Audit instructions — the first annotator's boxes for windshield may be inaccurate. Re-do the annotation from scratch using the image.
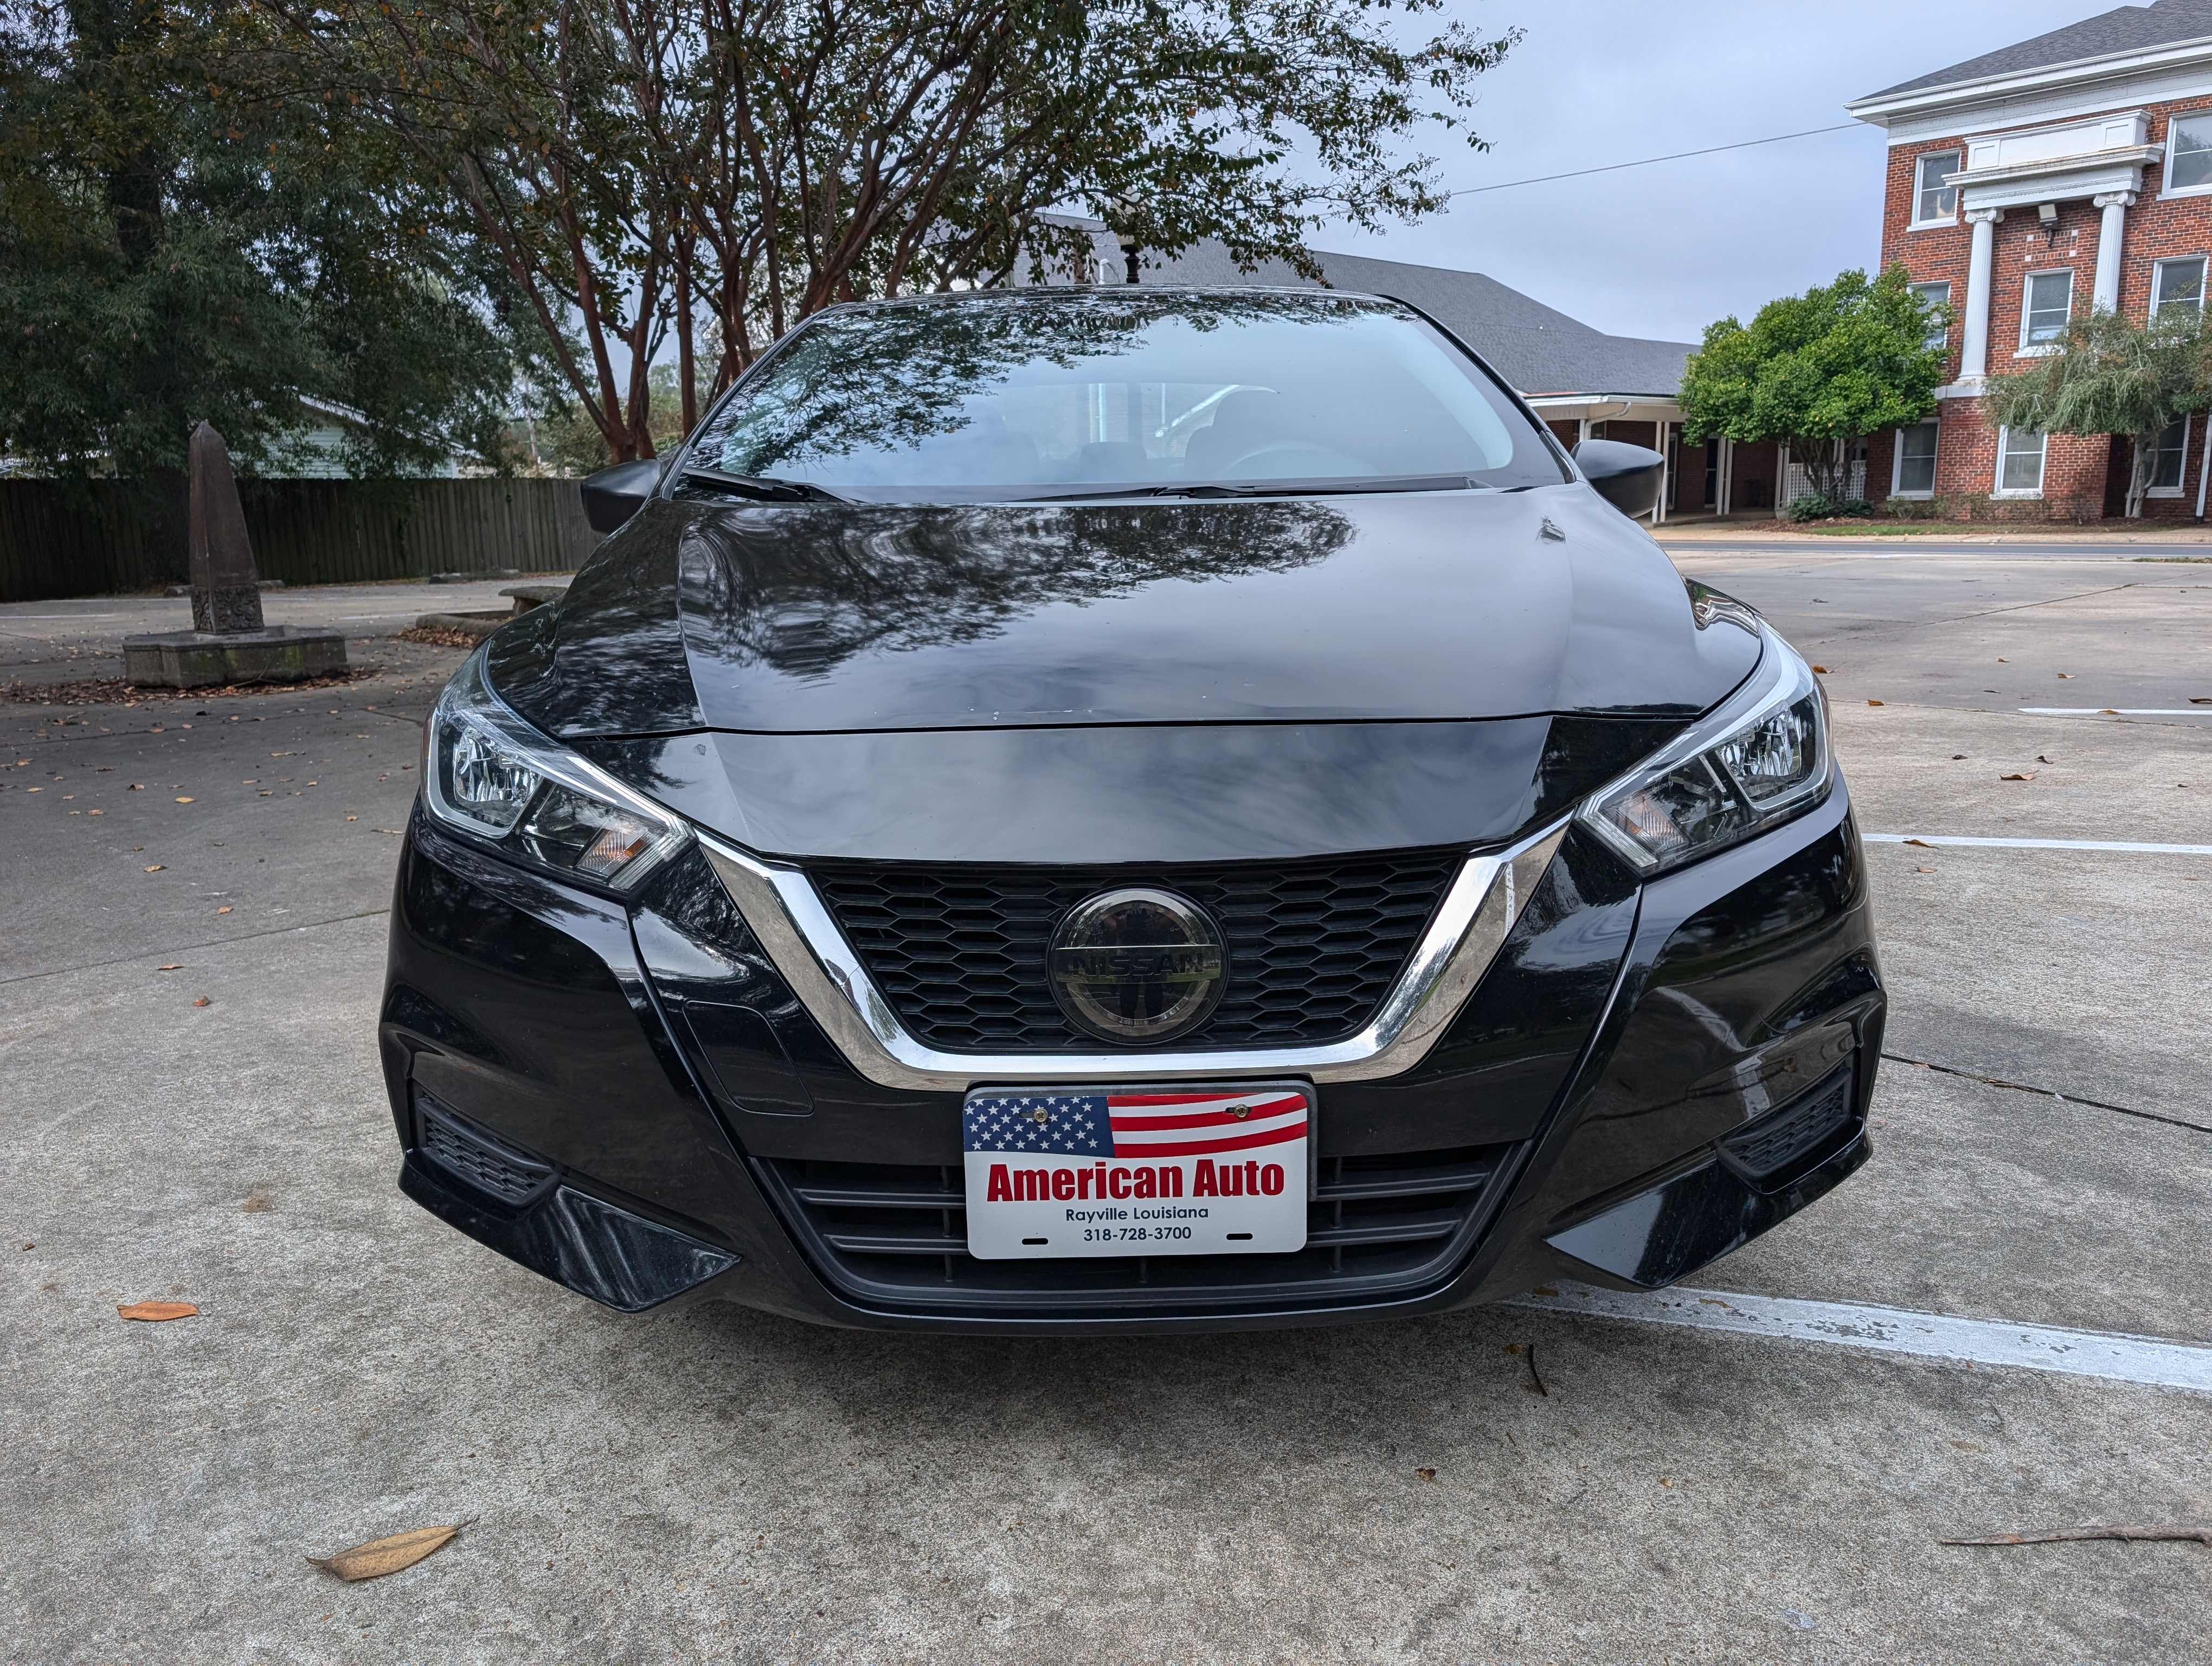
[683,290,1567,503]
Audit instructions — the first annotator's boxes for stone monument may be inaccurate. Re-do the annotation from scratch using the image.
[123,423,349,688]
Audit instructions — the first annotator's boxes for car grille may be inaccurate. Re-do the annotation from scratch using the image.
[807,850,1463,1052]
[754,1142,1519,1316]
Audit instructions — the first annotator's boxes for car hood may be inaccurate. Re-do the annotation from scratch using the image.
[488,486,1761,863]
[497,487,1756,735]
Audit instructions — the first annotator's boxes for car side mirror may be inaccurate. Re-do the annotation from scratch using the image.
[1573,439,1665,519]
[580,458,666,533]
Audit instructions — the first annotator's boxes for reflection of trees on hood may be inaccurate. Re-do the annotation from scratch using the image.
[678,499,1354,678]
[692,291,1390,475]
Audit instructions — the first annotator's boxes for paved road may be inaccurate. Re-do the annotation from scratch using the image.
[3,557,2208,1663]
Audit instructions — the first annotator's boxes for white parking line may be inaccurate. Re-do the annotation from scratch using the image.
[1866,833,2212,855]
[2018,706,2212,716]
[1509,1283,2212,1394]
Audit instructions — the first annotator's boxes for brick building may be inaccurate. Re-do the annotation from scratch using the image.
[1850,0,2212,520]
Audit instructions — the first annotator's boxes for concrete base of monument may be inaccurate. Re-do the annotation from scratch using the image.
[120,626,349,689]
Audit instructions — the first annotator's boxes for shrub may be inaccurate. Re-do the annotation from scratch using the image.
[1785,495,1875,522]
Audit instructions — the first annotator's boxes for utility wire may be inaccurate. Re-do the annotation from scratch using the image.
[1449,123,1861,197]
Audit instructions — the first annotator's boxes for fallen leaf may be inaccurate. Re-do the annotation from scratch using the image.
[2191,697,2211,705]
[118,1300,197,1322]
[1659,1478,1675,1488]
[2100,708,2119,715]
[192,997,210,1008]
[156,963,183,971]
[143,864,164,872]
[1866,699,1885,707]
[2001,772,2035,781]
[241,1191,273,1213]
[307,1523,464,1582]
[1811,664,1830,674]
[1529,1285,1557,1297]
[1996,657,2008,663]
[128,783,144,790]
[1940,1525,2211,1547]
[2056,672,2073,679]
[174,796,193,803]
[1952,754,1967,760]
[215,905,232,914]
[2036,755,2053,764]
[88,809,102,816]
[345,814,358,822]
[1904,838,1932,847]
[1414,1468,1436,1483]
[1915,866,1934,873]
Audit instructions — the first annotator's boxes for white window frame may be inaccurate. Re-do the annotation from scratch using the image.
[2151,255,2208,316]
[2147,415,2191,497]
[1909,280,1952,350]
[2017,268,2074,355]
[1994,427,2047,497]
[1911,150,1962,227]
[2161,112,2212,198]
[1891,420,1939,499]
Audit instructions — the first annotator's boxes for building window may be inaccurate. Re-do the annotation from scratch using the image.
[1910,280,1952,349]
[2020,270,2073,349]
[1893,421,1939,497]
[2148,416,2191,494]
[2168,114,2212,192]
[2152,257,2207,315]
[1996,428,2046,495]
[1913,151,1962,224]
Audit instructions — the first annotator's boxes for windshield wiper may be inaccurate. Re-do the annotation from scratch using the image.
[680,466,847,503]
[1019,473,1485,504]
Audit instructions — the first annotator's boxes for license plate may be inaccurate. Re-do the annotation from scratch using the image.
[962,1082,1312,1259]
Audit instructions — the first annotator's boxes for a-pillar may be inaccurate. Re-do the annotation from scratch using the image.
[1960,207,2003,382]
[2093,191,2134,311]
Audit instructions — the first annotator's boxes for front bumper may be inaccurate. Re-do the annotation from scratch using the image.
[378,783,1882,1332]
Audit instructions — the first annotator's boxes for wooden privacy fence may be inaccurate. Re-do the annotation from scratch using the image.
[0,476,602,602]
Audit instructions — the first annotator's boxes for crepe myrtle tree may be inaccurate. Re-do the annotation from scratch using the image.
[1982,304,2212,519]
[1680,265,1947,512]
[246,0,1520,463]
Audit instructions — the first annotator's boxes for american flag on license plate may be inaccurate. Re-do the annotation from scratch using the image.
[962,1090,1309,1157]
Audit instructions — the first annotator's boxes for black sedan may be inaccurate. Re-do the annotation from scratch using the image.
[382,287,1880,1330]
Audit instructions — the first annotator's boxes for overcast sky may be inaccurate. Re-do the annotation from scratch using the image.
[1318,0,2104,344]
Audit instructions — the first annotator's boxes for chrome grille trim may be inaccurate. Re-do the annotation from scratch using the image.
[697,819,1568,1092]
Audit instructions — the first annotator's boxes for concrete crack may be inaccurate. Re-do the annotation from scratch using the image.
[1882,1052,2210,1135]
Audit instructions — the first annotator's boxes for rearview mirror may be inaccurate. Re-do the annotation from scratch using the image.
[1573,439,1664,519]
[580,458,665,533]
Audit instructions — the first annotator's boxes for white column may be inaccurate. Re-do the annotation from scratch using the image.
[1961,207,2003,382]
[2093,192,2134,312]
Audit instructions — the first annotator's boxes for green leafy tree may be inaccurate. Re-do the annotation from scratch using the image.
[246,0,1521,462]
[0,0,526,480]
[1680,265,1947,508]
[1982,305,2212,518]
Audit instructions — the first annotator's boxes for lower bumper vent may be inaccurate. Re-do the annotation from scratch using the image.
[416,1094,555,1207]
[1717,1062,1856,1191]
[755,1143,1520,1317]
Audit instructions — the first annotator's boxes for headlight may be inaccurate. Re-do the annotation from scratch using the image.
[1578,621,1830,875]
[421,650,691,890]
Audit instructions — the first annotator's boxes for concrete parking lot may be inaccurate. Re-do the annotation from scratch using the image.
[3,543,2208,1663]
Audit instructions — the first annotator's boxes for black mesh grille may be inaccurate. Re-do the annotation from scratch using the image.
[755,1144,1516,1317]
[416,1095,554,1207]
[1719,1063,1856,1188]
[808,851,1463,1052]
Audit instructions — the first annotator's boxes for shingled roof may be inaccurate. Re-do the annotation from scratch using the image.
[1864,0,2212,99]
[1132,240,1695,399]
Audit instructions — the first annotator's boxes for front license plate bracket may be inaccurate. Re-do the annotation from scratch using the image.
[960,1081,1314,1261]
